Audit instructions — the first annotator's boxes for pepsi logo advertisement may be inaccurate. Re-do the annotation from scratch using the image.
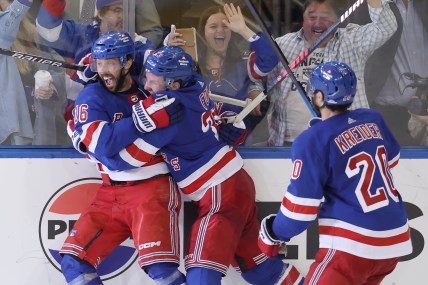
[38,178,138,281]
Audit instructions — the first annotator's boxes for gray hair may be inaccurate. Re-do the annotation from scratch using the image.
[304,0,351,17]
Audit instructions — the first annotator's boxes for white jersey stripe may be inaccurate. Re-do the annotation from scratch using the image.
[319,218,410,238]
[285,191,321,207]
[280,204,318,222]
[319,235,412,259]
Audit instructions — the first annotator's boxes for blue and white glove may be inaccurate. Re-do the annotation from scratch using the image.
[132,95,184,133]
[218,111,247,146]
[76,53,97,83]
[258,214,286,257]
[67,120,87,154]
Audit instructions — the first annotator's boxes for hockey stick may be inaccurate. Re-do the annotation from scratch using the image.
[227,0,366,122]
[0,47,85,71]
[209,92,249,108]
[245,0,316,117]
[209,91,267,124]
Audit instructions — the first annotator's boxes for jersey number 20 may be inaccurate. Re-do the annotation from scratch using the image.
[345,145,399,213]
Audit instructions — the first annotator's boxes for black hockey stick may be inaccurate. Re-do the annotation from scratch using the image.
[245,0,316,116]
[0,47,85,71]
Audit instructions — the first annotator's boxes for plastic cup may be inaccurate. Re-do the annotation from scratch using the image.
[34,70,52,89]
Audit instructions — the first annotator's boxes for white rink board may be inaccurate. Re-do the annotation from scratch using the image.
[0,157,426,285]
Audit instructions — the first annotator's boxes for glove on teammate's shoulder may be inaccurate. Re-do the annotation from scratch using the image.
[76,53,97,83]
[132,95,184,133]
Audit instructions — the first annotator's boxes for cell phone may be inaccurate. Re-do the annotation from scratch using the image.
[175,27,198,62]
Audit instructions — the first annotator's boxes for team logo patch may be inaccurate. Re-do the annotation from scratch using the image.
[128,94,140,104]
[178,55,189,66]
[39,178,137,281]
[348,117,356,124]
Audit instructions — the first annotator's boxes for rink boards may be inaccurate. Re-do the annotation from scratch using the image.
[0,147,426,285]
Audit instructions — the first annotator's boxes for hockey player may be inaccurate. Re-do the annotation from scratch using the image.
[84,45,304,285]
[61,32,185,285]
[258,62,413,284]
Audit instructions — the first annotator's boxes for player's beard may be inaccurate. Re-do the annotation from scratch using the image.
[99,69,129,93]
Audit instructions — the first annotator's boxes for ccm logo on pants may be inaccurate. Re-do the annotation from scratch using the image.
[139,241,162,250]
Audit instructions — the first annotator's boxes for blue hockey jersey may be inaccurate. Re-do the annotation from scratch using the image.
[272,108,412,259]
[74,81,168,181]
[97,74,244,201]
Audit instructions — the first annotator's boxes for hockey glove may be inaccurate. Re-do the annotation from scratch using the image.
[258,214,286,257]
[132,95,183,133]
[67,120,87,154]
[218,111,247,146]
[76,53,97,83]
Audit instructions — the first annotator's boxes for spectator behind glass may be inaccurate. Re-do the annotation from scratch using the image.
[13,12,68,145]
[36,0,154,122]
[0,0,34,145]
[135,0,163,48]
[36,0,138,84]
[408,109,428,146]
[251,0,397,146]
[166,3,278,145]
[353,0,428,146]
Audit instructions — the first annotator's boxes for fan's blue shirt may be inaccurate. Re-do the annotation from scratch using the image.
[273,108,412,259]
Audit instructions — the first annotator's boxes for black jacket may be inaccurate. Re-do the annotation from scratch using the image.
[352,1,428,104]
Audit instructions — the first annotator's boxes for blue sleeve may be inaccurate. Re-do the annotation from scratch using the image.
[44,21,88,60]
[37,0,90,60]
[272,209,313,242]
[74,89,141,157]
[130,40,155,79]
[36,0,65,30]
[0,0,30,48]
[94,124,178,171]
[272,133,325,241]
[250,33,279,73]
